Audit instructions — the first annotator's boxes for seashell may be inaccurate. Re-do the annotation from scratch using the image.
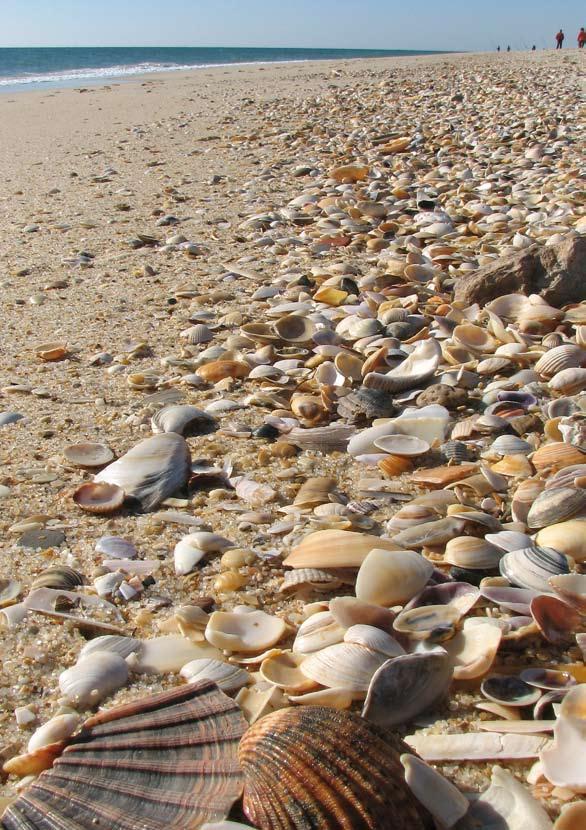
[239,706,432,830]
[439,440,470,463]
[549,573,586,613]
[151,404,216,436]
[3,681,247,826]
[488,435,532,456]
[197,360,250,382]
[465,766,553,830]
[279,568,343,595]
[480,586,538,615]
[389,516,465,549]
[444,537,503,570]
[63,443,114,468]
[59,651,129,708]
[540,684,586,793]
[292,611,345,655]
[500,546,571,593]
[536,519,586,563]
[94,433,191,512]
[36,342,68,361]
[386,504,440,532]
[534,344,586,378]
[95,535,137,559]
[374,434,430,456]
[442,621,502,680]
[329,596,396,634]
[293,477,337,508]
[363,649,452,726]
[532,442,586,472]
[27,714,80,753]
[554,802,586,830]
[356,548,433,606]
[287,687,355,710]
[72,481,125,514]
[520,668,576,692]
[180,658,250,692]
[79,635,142,661]
[284,529,399,569]
[133,635,221,675]
[24,587,124,635]
[259,651,314,692]
[400,754,469,829]
[411,464,478,488]
[1,603,31,628]
[405,582,479,615]
[272,314,316,343]
[530,594,581,645]
[511,478,544,523]
[452,323,497,353]
[485,531,533,553]
[31,566,84,591]
[283,423,355,452]
[393,605,460,641]
[481,675,542,707]
[337,387,396,424]
[526,487,586,529]
[363,337,441,393]
[205,609,286,653]
[378,453,412,477]
[300,642,387,692]
[549,367,586,395]
[343,624,405,658]
[0,578,21,608]
[406,731,549,761]
[181,323,214,344]
[290,394,328,426]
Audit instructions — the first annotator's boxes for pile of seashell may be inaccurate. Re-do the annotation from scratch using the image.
[1,52,585,829]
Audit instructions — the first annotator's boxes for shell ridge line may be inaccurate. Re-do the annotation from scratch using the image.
[63,725,246,754]
[6,793,92,830]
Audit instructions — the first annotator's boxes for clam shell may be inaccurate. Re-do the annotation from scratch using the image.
[481,675,541,707]
[540,685,586,792]
[442,621,502,680]
[300,642,387,691]
[526,487,586,529]
[329,596,396,634]
[356,548,433,606]
[79,635,142,661]
[180,659,249,692]
[205,609,286,653]
[362,650,452,726]
[63,443,114,468]
[27,714,80,753]
[444,537,503,570]
[343,625,405,658]
[549,367,586,395]
[499,546,571,593]
[536,519,586,562]
[3,681,247,828]
[95,536,137,559]
[293,477,337,508]
[292,611,345,654]
[393,605,460,641]
[519,668,576,692]
[133,635,221,675]
[197,360,250,382]
[239,706,432,829]
[73,482,125,514]
[530,594,581,645]
[374,435,430,456]
[59,651,129,708]
[405,582,480,615]
[31,566,84,591]
[284,529,399,569]
[548,573,586,612]
[94,433,191,512]
[363,337,441,393]
[283,424,356,453]
[553,802,586,830]
[151,405,216,436]
[389,517,464,549]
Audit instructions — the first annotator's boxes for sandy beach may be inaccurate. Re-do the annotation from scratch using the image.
[0,48,585,824]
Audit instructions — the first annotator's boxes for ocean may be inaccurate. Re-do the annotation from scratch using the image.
[0,46,448,92]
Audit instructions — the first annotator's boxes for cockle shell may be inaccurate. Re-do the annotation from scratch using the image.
[58,651,129,708]
[356,548,433,606]
[362,649,452,726]
[151,404,216,436]
[239,706,433,830]
[180,659,250,692]
[73,481,125,514]
[284,529,399,569]
[300,642,387,692]
[31,566,84,591]
[3,681,248,828]
[205,609,286,653]
[549,367,586,395]
[532,443,586,472]
[534,345,586,378]
[94,433,191,512]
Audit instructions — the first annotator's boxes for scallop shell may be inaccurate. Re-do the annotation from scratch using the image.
[181,323,214,344]
[284,529,399,569]
[59,651,129,708]
[356,548,433,606]
[180,659,250,692]
[363,337,441,393]
[499,546,571,593]
[205,609,286,653]
[73,481,125,514]
[151,405,216,436]
[31,566,84,591]
[3,681,247,828]
[94,433,191,512]
[63,443,115,468]
[363,650,452,727]
[239,706,432,830]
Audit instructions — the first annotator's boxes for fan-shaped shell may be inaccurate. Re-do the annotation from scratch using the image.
[3,681,247,829]
[532,442,585,472]
[239,706,432,830]
[534,345,586,378]
[181,324,214,344]
[31,566,84,591]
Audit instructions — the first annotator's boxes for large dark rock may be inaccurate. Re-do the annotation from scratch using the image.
[454,235,586,307]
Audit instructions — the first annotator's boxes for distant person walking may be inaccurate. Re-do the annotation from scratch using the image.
[578,28,586,48]
[555,29,564,49]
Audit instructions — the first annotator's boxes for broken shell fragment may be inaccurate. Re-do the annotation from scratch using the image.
[443,621,502,680]
[205,609,286,653]
[0,578,21,608]
[400,754,469,828]
[530,594,582,645]
[259,651,315,692]
[465,765,553,830]
[27,714,80,753]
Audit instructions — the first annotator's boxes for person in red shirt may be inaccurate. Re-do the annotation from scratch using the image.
[578,28,586,49]
[555,29,565,48]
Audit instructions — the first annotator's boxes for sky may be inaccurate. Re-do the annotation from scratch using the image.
[0,0,584,52]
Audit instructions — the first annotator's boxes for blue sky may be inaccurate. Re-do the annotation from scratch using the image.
[1,0,584,51]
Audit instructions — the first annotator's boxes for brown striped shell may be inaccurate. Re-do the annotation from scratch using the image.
[238,706,433,829]
[2,681,247,830]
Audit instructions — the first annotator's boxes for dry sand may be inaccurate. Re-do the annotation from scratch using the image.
[0,49,584,819]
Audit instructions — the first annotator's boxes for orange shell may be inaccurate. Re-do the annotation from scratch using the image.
[196,360,250,382]
[72,482,125,514]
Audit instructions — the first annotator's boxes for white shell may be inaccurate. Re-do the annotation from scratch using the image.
[180,658,249,692]
[356,548,433,606]
[300,642,386,691]
[205,609,286,653]
[28,714,80,752]
[291,611,345,654]
[343,624,405,658]
[401,754,469,828]
[466,765,553,830]
[58,651,129,708]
